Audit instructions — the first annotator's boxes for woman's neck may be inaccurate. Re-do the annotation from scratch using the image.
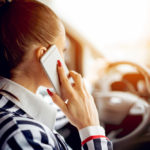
[11,74,39,93]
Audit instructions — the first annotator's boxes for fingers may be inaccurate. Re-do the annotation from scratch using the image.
[57,60,73,93]
[69,71,82,84]
[69,71,83,89]
[69,71,91,98]
[57,60,87,97]
[47,89,67,112]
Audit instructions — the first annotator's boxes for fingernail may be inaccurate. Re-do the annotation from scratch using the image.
[57,60,62,67]
[47,89,53,97]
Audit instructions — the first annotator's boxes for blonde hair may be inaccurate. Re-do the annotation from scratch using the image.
[0,0,64,78]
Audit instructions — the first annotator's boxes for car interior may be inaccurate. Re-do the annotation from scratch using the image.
[38,22,150,150]
[60,23,150,150]
[37,1,150,150]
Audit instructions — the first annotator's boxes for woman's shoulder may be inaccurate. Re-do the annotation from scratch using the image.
[0,106,58,149]
[0,110,48,132]
[0,114,57,150]
[0,94,69,150]
[0,94,57,149]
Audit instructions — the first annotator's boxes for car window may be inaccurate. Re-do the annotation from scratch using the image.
[47,0,150,65]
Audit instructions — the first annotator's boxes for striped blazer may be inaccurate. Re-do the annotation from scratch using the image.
[0,77,113,150]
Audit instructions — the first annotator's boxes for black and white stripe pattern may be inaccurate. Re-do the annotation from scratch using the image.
[0,94,113,150]
[42,93,69,130]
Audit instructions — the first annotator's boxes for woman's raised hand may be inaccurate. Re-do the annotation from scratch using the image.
[47,60,100,130]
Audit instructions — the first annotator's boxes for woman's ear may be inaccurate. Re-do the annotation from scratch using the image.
[36,47,47,60]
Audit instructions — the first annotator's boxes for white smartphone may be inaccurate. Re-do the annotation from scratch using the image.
[40,45,70,95]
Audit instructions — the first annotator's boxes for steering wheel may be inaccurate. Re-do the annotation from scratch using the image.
[107,61,150,97]
[93,61,150,150]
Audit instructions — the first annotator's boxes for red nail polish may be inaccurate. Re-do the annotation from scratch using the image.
[47,89,53,97]
[57,60,62,67]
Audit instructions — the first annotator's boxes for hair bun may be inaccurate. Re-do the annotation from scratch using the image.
[6,0,12,2]
[0,0,12,7]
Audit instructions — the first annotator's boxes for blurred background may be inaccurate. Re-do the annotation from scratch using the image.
[39,0,150,84]
[43,0,150,64]
[37,1,150,150]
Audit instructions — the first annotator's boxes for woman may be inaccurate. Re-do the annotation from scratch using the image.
[0,0,113,149]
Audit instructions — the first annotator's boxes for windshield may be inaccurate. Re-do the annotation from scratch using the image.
[44,0,150,65]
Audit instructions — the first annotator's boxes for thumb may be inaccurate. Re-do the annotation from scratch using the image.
[47,89,67,113]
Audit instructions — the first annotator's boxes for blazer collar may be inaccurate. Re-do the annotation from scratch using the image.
[0,76,57,130]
